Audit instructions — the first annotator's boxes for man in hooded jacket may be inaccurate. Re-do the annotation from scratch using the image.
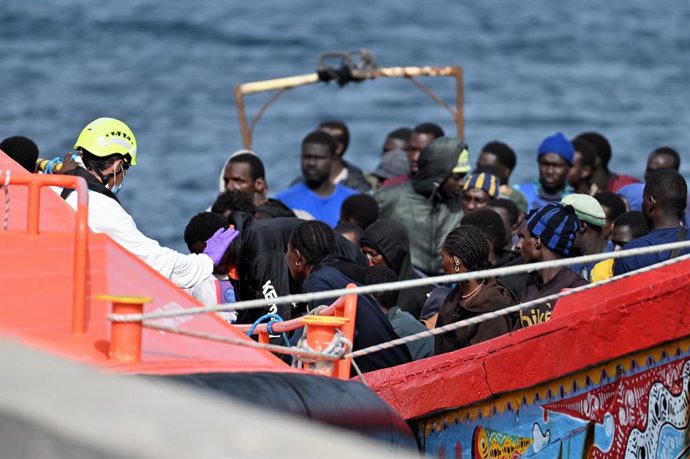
[374,137,470,275]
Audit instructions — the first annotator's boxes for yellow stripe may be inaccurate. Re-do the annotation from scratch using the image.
[488,175,497,197]
[475,173,486,190]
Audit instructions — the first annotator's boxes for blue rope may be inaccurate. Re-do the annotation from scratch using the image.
[246,313,291,347]
[45,157,62,174]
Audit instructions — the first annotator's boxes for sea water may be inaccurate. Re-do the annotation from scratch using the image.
[1,0,689,251]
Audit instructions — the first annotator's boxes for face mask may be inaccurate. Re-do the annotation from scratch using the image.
[109,163,125,195]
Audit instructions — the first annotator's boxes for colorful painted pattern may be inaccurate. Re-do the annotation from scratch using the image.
[419,338,690,458]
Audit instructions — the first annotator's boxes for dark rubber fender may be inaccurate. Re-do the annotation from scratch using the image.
[151,371,417,450]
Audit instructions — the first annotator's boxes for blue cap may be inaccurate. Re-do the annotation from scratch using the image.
[538,132,574,166]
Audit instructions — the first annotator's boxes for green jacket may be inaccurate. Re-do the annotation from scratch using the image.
[375,137,466,275]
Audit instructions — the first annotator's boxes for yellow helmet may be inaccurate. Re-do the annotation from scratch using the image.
[74,117,138,166]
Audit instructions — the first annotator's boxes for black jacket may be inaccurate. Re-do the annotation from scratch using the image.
[229,212,367,323]
[360,219,431,319]
[256,198,296,220]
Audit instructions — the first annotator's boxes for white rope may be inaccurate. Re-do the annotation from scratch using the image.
[142,322,337,361]
[344,251,690,360]
[108,239,690,323]
[2,170,10,230]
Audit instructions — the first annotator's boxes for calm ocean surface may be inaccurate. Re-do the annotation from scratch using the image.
[2,1,689,251]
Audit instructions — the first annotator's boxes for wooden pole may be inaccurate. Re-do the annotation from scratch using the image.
[455,67,464,140]
[234,85,251,149]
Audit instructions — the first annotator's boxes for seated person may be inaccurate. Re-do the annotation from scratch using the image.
[211,189,257,219]
[276,131,357,227]
[317,120,371,193]
[0,135,39,172]
[514,132,574,211]
[594,191,627,240]
[339,194,379,230]
[183,212,238,322]
[435,226,516,355]
[561,193,608,281]
[227,212,367,323]
[375,137,470,275]
[590,211,651,283]
[462,171,501,214]
[514,203,587,329]
[360,218,431,318]
[460,208,517,267]
[219,150,295,219]
[285,221,412,374]
[614,170,690,275]
[487,198,522,251]
[575,131,640,192]
[364,265,434,360]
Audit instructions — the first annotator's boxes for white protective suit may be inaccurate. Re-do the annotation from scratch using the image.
[62,184,214,290]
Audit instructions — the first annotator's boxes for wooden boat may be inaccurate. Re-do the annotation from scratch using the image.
[233,54,690,457]
[3,53,689,457]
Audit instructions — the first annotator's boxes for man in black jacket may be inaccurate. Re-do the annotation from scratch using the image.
[227,212,368,323]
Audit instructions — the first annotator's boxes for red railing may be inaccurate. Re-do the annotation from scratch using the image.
[235,284,358,379]
[1,172,89,335]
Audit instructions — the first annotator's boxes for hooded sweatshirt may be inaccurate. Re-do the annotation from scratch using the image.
[360,219,431,318]
[218,150,295,219]
[375,137,466,275]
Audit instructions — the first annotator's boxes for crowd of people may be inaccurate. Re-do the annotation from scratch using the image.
[1,117,687,374]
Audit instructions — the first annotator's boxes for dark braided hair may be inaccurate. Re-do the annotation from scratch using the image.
[442,225,490,271]
[289,220,336,267]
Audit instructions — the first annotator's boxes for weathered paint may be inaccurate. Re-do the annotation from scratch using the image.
[419,340,690,458]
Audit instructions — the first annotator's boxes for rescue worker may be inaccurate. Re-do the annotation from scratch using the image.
[59,117,238,292]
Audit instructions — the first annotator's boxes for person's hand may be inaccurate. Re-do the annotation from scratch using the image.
[58,153,81,174]
[203,227,240,265]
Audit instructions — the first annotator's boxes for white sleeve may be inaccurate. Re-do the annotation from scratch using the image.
[67,191,213,289]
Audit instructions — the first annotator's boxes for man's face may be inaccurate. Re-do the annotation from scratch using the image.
[361,244,386,267]
[440,172,466,199]
[645,153,676,182]
[567,151,582,188]
[383,136,406,155]
[301,143,333,188]
[462,188,490,213]
[516,223,539,262]
[611,224,634,250]
[405,133,435,174]
[539,153,570,192]
[477,152,509,183]
[223,162,256,195]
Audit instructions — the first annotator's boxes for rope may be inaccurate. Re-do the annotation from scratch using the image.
[108,239,690,323]
[143,321,337,361]
[343,251,690,360]
[246,313,290,347]
[2,170,10,230]
[44,157,62,174]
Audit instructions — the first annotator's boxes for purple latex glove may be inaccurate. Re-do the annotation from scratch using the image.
[203,227,240,265]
